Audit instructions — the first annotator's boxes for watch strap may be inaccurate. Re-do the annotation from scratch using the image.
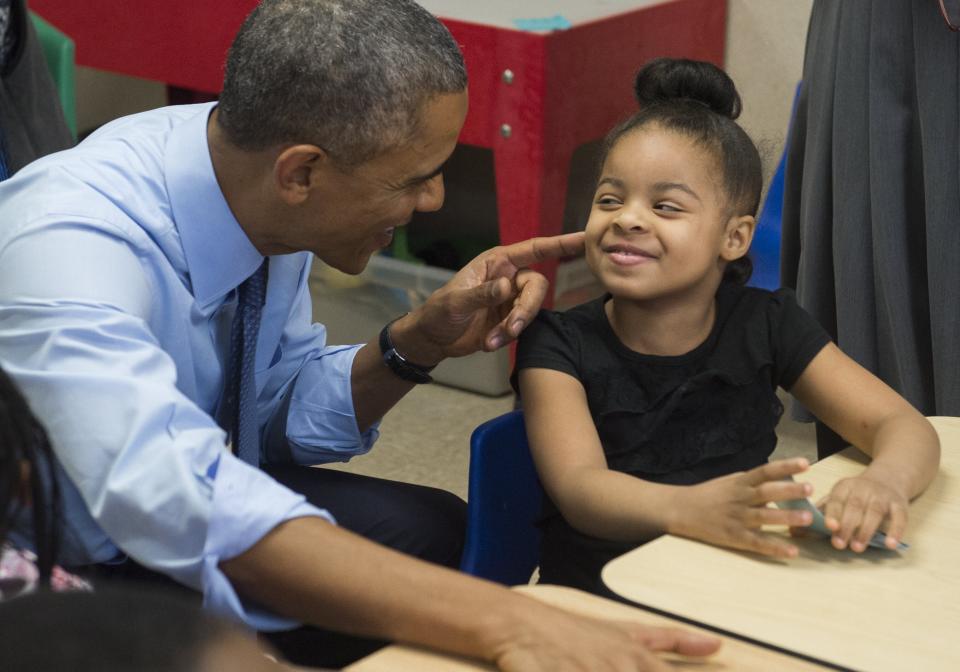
[379,316,436,384]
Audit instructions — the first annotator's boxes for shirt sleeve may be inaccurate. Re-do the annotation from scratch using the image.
[769,288,832,389]
[511,308,582,393]
[259,256,380,466]
[0,222,331,630]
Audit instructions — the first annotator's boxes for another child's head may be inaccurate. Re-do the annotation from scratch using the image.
[586,58,762,301]
[0,367,60,577]
[0,587,285,672]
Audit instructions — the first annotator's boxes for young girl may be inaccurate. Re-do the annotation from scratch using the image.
[0,366,90,600]
[515,58,940,595]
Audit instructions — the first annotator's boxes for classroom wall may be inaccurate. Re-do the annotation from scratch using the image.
[75,68,165,133]
[75,0,814,181]
[725,0,813,175]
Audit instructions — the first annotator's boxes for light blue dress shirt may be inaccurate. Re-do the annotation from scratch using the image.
[0,103,380,629]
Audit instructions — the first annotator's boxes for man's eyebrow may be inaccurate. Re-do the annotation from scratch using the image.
[596,176,626,190]
[652,181,701,203]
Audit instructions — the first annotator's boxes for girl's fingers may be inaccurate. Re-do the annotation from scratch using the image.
[740,531,799,559]
[883,503,909,548]
[743,458,810,486]
[820,480,910,551]
[822,490,847,533]
[743,506,812,529]
[751,479,812,505]
[833,493,869,549]
[850,501,887,552]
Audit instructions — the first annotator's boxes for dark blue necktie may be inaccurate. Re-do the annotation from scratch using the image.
[219,259,269,466]
[0,125,10,182]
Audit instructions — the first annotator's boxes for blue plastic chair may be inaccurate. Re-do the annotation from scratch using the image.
[749,149,787,290]
[748,82,802,291]
[460,410,543,585]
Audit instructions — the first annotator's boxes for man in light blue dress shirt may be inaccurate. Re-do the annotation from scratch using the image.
[0,0,721,669]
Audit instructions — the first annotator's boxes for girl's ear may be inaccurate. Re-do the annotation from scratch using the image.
[720,214,756,261]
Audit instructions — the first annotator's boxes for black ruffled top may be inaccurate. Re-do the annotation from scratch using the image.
[513,284,831,593]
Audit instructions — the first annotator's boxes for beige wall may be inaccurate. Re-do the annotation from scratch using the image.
[726,0,813,177]
[75,67,166,133]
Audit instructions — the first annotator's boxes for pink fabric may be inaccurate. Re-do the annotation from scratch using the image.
[0,544,91,601]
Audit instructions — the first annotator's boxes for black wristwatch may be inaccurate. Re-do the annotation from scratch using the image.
[379,316,436,384]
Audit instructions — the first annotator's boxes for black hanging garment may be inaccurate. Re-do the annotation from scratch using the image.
[0,0,73,179]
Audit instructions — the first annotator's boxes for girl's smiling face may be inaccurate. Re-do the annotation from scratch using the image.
[585,126,754,304]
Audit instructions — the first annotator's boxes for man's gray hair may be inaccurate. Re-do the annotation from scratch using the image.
[218,0,467,165]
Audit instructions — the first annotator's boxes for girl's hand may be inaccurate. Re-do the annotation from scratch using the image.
[819,475,909,552]
[669,458,814,558]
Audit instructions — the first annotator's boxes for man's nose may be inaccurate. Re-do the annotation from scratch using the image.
[415,174,445,212]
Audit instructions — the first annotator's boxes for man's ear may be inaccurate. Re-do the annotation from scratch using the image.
[720,214,757,261]
[273,144,327,205]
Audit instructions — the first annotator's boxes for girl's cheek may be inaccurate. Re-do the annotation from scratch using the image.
[584,246,603,276]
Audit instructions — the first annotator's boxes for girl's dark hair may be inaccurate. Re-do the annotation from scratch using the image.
[0,367,60,580]
[599,58,762,285]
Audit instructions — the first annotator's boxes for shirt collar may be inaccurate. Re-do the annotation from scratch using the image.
[165,103,263,306]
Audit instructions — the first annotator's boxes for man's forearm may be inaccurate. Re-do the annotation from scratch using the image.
[220,516,725,669]
[349,338,417,433]
[220,516,526,660]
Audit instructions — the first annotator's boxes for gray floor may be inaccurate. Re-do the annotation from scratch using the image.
[321,382,514,500]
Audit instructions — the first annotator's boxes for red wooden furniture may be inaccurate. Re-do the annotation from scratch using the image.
[29,0,726,287]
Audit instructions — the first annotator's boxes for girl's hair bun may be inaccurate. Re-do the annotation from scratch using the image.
[634,57,742,120]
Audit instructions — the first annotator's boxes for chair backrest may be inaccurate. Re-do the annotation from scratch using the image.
[748,81,803,291]
[459,410,542,585]
[748,148,786,290]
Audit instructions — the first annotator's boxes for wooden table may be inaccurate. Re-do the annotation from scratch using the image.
[28,0,725,293]
[602,416,960,672]
[344,583,828,671]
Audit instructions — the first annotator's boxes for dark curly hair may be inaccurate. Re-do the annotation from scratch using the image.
[0,367,60,581]
[599,58,763,285]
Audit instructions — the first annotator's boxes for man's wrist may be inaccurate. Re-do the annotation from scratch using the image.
[387,312,445,369]
[471,593,551,663]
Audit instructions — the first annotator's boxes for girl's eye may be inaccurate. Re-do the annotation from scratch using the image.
[595,195,622,206]
[654,202,681,213]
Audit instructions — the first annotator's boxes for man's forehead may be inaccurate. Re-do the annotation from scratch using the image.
[362,90,467,182]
